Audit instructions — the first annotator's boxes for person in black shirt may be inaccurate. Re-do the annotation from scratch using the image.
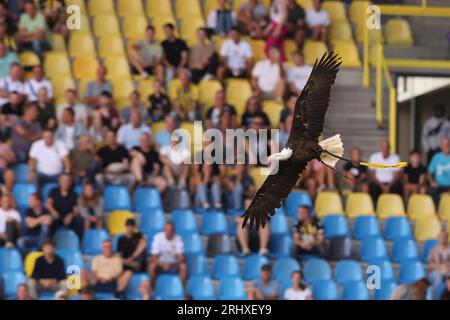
[286,0,306,47]
[1,91,24,117]
[161,23,189,84]
[36,87,56,130]
[27,239,66,300]
[293,205,325,260]
[403,150,427,202]
[205,90,237,129]
[342,147,369,193]
[240,96,270,129]
[148,79,171,122]
[117,218,147,273]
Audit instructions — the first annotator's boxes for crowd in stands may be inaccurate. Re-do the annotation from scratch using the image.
[0,0,449,301]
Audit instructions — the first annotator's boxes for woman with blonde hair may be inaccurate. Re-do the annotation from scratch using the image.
[78,181,104,230]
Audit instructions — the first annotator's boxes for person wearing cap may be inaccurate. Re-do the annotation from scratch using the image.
[247,264,280,300]
[117,218,147,273]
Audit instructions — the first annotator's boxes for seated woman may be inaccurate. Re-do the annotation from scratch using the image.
[78,182,104,231]
[283,271,312,300]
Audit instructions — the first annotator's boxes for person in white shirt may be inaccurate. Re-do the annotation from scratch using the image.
[55,107,87,150]
[218,26,253,80]
[305,0,330,43]
[57,88,90,126]
[0,194,21,247]
[286,51,313,95]
[206,0,236,36]
[368,139,403,202]
[160,133,191,188]
[117,111,152,150]
[24,65,52,102]
[0,63,25,106]
[28,129,70,190]
[251,46,285,101]
[284,271,312,300]
[149,222,187,287]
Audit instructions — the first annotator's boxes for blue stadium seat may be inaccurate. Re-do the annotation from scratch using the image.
[422,239,438,263]
[219,276,247,300]
[303,259,332,284]
[398,259,425,285]
[82,229,109,255]
[74,184,83,195]
[270,213,289,235]
[284,192,312,216]
[12,164,29,183]
[172,209,197,234]
[140,208,165,233]
[125,273,149,300]
[312,279,339,300]
[187,275,216,300]
[352,216,381,240]
[227,209,244,217]
[186,253,209,277]
[56,249,84,269]
[42,183,59,202]
[155,274,184,300]
[367,258,395,281]
[335,260,363,285]
[12,183,36,212]
[342,280,369,300]
[243,254,270,281]
[200,211,228,235]
[0,248,23,272]
[181,232,204,256]
[268,234,293,259]
[374,279,397,300]
[273,258,300,288]
[104,185,132,211]
[54,229,80,250]
[384,216,412,241]
[323,215,349,238]
[393,237,419,262]
[360,236,388,262]
[112,233,123,252]
[212,254,240,279]
[2,271,27,298]
[133,187,162,211]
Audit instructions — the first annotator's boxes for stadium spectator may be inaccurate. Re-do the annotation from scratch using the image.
[205,90,237,129]
[225,164,255,210]
[286,0,306,48]
[279,113,292,147]
[148,79,171,122]
[35,87,56,130]
[117,111,151,150]
[247,264,280,300]
[149,222,187,286]
[24,65,52,102]
[390,278,430,300]
[160,132,190,189]
[57,88,89,126]
[69,134,97,184]
[117,218,147,273]
[0,42,19,78]
[0,22,16,52]
[0,193,21,247]
[293,205,325,260]
[80,286,95,300]
[265,0,288,62]
[28,129,70,189]
[306,0,330,43]
[237,0,268,38]
[120,91,148,125]
[17,193,52,253]
[218,26,253,80]
[428,230,450,299]
[83,65,113,108]
[92,91,120,134]
[78,181,104,230]
[442,276,450,300]
[129,25,164,81]
[368,140,403,202]
[421,104,450,164]
[286,51,313,95]
[54,290,68,300]
[27,239,66,300]
[161,23,189,85]
[46,174,82,237]
[95,129,135,190]
[428,137,450,195]
[279,93,296,127]
[251,47,285,102]
[342,147,369,193]
[0,140,15,192]
[0,63,25,107]
[172,69,200,122]
[55,107,87,150]
[11,103,42,162]
[206,0,236,36]
[283,271,312,300]
[1,91,24,116]
[236,198,270,256]
[189,27,216,84]
[16,284,31,300]
[17,1,49,58]
[403,150,427,202]
[0,4,16,36]
[138,279,153,300]
[40,0,68,38]
[241,96,270,128]
[83,239,132,298]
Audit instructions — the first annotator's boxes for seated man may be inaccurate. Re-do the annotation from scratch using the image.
[161,23,189,84]
[403,149,427,202]
[17,2,49,58]
[428,230,450,299]
[189,27,216,84]
[69,134,97,184]
[148,80,171,122]
[428,137,450,196]
[24,65,53,103]
[117,219,147,273]
[247,264,280,300]
[57,89,90,126]
[342,147,369,193]
[0,63,25,107]
[305,0,330,43]
[293,205,325,260]
[237,0,268,38]
[55,107,87,150]
[172,69,200,122]
[27,239,66,300]
[120,91,148,125]
[205,90,237,129]
[83,65,113,109]
[149,222,187,287]
[0,194,21,247]
[117,111,151,150]
[286,51,312,95]
[160,133,190,189]
[0,42,19,79]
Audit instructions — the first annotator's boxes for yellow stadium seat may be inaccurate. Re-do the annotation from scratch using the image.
[385,18,414,45]
[73,56,99,81]
[333,40,361,67]
[262,100,284,128]
[296,0,313,10]
[98,35,126,58]
[77,79,90,100]
[303,40,327,65]
[329,21,353,44]
[152,15,178,42]
[356,23,384,44]
[439,194,450,221]
[249,167,272,189]
[93,14,120,38]
[414,217,442,242]
[179,16,205,46]
[345,192,375,218]
[66,0,87,13]
[69,33,96,58]
[198,80,223,108]
[284,39,299,64]
[69,14,91,34]
[152,121,166,135]
[117,0,144,17]
[204,0,220,17]
[234,0,271,11]
[122,14,148,41]
[109,76,135,100]
[44,52,71,78]
[211,35,227,52]
[138,77,155,103]
[104,56,131,78]
[108,210,135,236]
[322,1,347,22]
[50,33,66,52]
[51,76,76,98]
[350,1,371,25]
[19,51,40,68]
[249,38,267,62]
[146,0,174,17]
[407,194,437,220]
[24,251,44,277]
[315,191,344,218]
[376,193,405,219]
[168,78,182,101]
[175,0,202,18]
[225,79,253,117]
[88,0,115,16]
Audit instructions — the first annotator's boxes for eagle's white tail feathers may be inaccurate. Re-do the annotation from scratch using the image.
[319,134,344,167]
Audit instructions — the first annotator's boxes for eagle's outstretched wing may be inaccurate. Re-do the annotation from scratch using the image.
[242,51,342,230]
